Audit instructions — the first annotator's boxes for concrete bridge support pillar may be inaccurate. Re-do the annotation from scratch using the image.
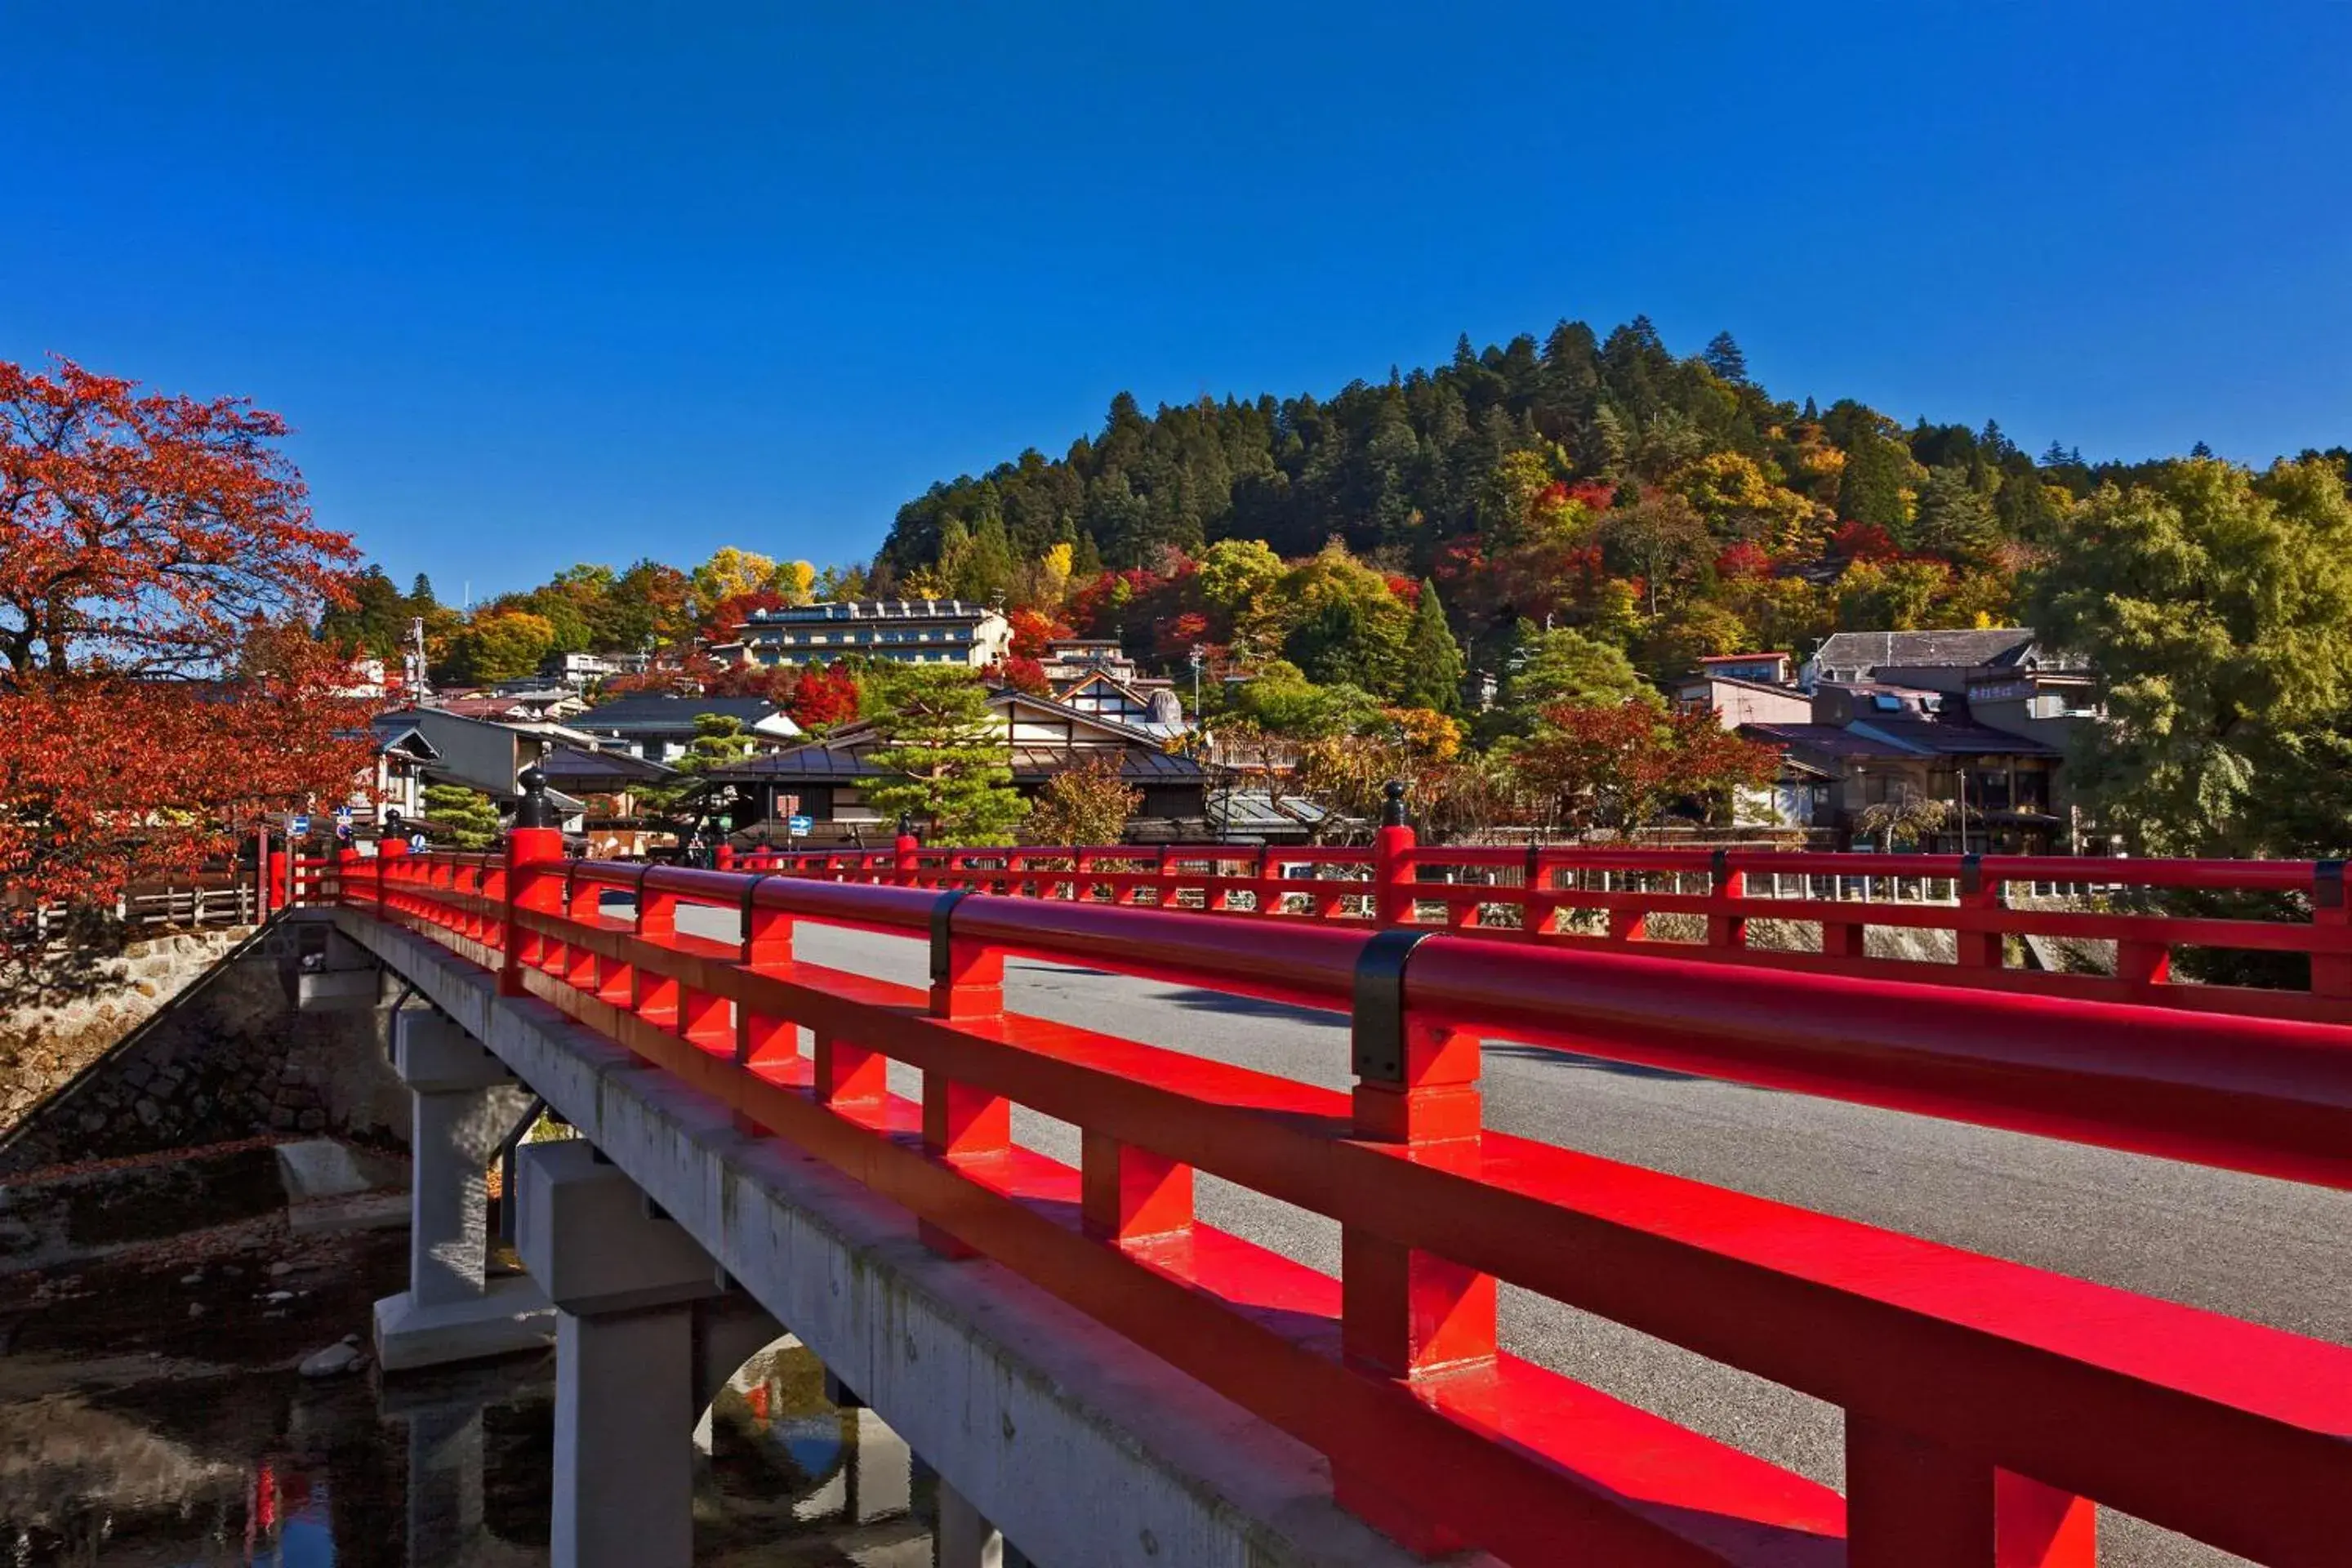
[936,1477,1005,1568]
[518,1138,729,1568]
[373,1009,555,1371]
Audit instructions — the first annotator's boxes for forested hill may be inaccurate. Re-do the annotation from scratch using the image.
[877,314,2347,670]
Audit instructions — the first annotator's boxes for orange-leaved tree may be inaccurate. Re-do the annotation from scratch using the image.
[0,357,372,940]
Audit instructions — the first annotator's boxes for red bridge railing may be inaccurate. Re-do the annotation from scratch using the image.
[339,832,2352,1567]
[724,830,2352,1025]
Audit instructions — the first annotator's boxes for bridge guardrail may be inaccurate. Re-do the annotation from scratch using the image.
[721,823,2351,1025]
[338,826,2352,1567]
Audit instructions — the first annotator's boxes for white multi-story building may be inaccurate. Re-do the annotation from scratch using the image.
[735,599,1012,668]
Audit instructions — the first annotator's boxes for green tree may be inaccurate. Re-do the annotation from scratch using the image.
[2028,457,2352,857]
[1197,538,1283,612]
[1504,628,1657,724]
[1395,579,1465,713]
[1701,331,1748,385]
[862,666,1029,845]
[1911,465,1999,561]
[422,783,501,849]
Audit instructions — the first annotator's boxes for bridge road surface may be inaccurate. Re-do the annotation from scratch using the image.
[650,898,2350,1568]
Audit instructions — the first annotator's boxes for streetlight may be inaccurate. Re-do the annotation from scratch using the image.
[1189,644,1207,715]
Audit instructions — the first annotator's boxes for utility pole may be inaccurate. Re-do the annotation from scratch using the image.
[1189,644,1206,715]
[408,616,431,704]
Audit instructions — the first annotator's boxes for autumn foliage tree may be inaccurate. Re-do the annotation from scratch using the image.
[1025,753,1139,845]
[1510,701,1778,838]
[0,357,370,947]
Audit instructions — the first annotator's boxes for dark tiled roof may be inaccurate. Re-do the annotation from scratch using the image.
[1853,718,2060,757]
[1812,629,2038,674]
[576,695,786,733]
[1006,747,1205,781]
[1739,724,1923,760]
[708,745,880,782]
[539,744,678,784]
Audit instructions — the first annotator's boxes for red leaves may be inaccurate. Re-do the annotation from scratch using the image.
[1007,608,1074,661]
[0,356,355,676]
[1515,701,1779,836]
[985,655,1052,696]
[788,662,861,729]
[1715,541,1773,581]
[0,650,374,919]
[1829,521,1901,563]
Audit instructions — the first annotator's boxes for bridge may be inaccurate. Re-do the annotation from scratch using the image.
[285,774,2352,1567]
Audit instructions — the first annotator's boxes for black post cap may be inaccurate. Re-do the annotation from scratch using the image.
[898,813,918,840]
[1381,779,1409,826]
[513,765,557,831]
[379,807,405,841]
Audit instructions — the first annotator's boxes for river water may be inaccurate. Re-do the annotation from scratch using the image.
[1,1225,941,1566]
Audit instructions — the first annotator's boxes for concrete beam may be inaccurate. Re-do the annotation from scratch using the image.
[515,1139,727,1316]
[336,906,1486,1568]
[394,1007,514,1093]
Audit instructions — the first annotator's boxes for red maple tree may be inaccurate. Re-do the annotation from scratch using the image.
[1006,608,1073,661]
[0,357,371,936]
[788,662,861,730]
[985,655,1051,696]
[1513,702,1778,838]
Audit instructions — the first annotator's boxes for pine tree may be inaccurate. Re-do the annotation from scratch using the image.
[411,573,439,608]
[862,666,1029,846]
[1702,332,1748,385]
[422,783,501,849]
[1396,579,1466,713]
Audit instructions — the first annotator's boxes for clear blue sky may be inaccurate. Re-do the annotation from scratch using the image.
[6,4,2347,596]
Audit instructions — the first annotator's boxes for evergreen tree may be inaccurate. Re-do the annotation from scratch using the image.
[422,783,501,849]
[862,666,1029,846]
[1910,466,1999,561]
[1837,430,1911,530]
[1702,332,1748,385]
[1396,579,1466,713]
[411,573,438,608]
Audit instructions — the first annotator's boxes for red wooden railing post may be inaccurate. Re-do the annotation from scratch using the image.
[715,841,736,872]
[1374,781,1417,928]
[1338,928,1494,1553]
[733,876,798,1136]
[1846,1416,2096,1567]
[893,816,920,887]
[1956,855,2004,969]
[501,768,564,998]
[373,813,407,917]
[269,844,291,911]
[922,891,1008,1259]
[1708,849,1748,950]
[2315,861,2350,1000]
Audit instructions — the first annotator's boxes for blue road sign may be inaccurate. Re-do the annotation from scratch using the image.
[409,833,428,853]
[290,813,311,836]
[786,814,813,837]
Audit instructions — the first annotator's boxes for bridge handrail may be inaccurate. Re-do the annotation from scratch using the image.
[719,835,2352,1023]
[348,845,2352,1565]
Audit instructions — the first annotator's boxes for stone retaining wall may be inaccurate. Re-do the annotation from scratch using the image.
[0,920,406,1177]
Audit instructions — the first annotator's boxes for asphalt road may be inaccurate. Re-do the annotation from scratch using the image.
[665,902,2349,1568]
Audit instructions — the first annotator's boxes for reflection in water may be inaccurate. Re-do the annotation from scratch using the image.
[2,1233,942,1566]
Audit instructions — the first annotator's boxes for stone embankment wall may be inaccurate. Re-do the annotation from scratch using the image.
[0,920,406,1177]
